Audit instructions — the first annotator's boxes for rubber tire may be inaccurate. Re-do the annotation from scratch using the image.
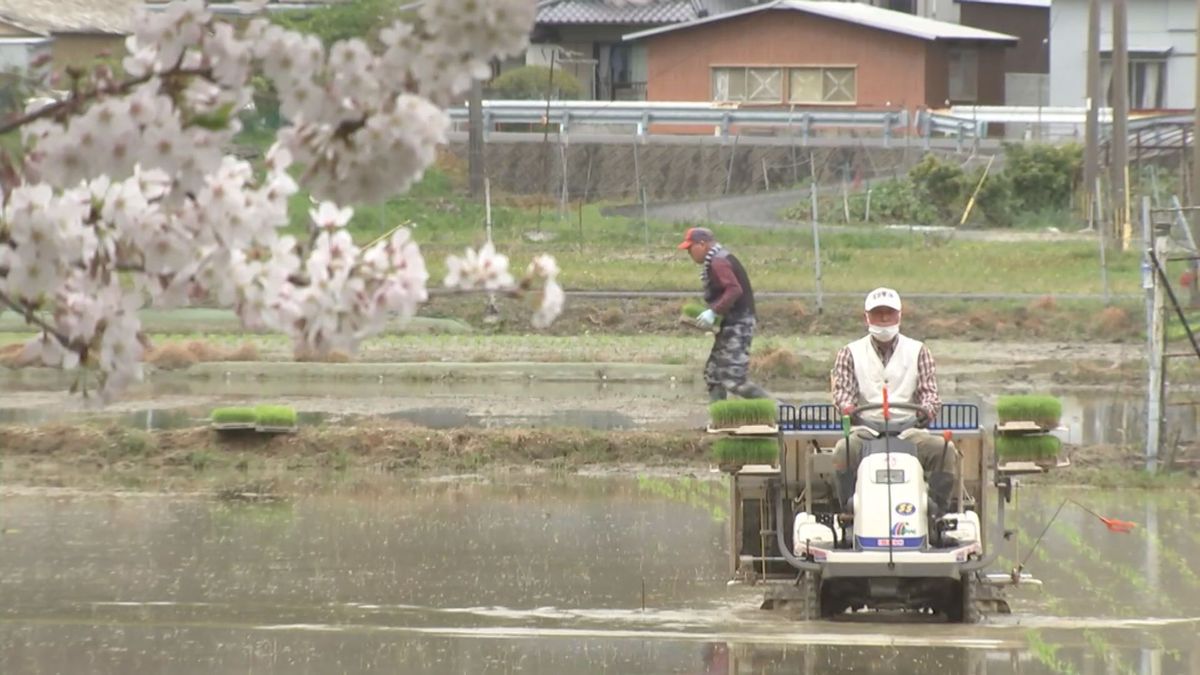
[949,573,982,624]
[801,572,823,621]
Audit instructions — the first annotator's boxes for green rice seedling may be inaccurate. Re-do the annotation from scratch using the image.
[997,395,1063,428]
[212,407,257,431]
[681,301,706,318]
[708,399,778,428]
[680,300,721,327]
[254,405,298,429]
[712,437,778,466]
[212,407,257,424]
[995,434,1061,461]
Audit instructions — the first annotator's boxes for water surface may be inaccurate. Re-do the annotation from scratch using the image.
[2,477,1198,673]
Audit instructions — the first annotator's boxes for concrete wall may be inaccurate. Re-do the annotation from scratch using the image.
[1005,71,1049,106]
[446,137,922,202]
[1049,0,1196,109]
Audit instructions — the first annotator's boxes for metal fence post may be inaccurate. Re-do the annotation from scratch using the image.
[1145,223,1170,473]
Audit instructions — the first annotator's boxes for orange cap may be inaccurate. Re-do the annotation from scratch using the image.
[676,227,714,250]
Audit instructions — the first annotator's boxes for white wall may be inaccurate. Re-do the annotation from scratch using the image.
[846,0,959,22]
[1050,0,1197,109]
[0,44,30,73]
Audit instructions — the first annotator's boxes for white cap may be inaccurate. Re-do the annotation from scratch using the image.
[864,287,902,311]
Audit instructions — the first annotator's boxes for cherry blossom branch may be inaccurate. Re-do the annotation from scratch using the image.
[0,290,70,346]
[0,66,213,137]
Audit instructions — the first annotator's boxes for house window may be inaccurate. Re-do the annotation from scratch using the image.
[948,48,978,103]
[1101,56,1166,110]
[788,67,856,104]
[712,67,783,103]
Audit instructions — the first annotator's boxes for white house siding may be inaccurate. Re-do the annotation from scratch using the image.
[851,0,959,23]
[0,43,31,72]
[0,38,51,76]
[1050,0,1197,109]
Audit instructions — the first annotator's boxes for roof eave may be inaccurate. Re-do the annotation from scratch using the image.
[623,0,779,41]
[623,2,1018,43]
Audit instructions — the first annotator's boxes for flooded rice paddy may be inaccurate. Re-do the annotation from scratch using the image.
[0,375,1195,445]
[1,477,1198,674]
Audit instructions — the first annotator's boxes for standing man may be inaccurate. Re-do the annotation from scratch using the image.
[677,227,770,402]
[830,287,957,514]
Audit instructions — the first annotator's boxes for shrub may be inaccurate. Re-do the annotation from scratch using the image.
[965,166,1016,228]
[1002,143,1082,213]
[866,178,938,224]
[908,154,968,222]
[491,65,584,100]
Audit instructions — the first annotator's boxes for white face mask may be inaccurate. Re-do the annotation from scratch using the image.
[869,323,899,342]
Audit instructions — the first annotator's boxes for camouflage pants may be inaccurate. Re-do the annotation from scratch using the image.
[704,317,770,400]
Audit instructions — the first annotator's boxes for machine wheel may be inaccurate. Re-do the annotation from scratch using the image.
[948,572,983,624]
[799,572,824,621]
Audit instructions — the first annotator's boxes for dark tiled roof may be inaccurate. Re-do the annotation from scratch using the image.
[538,0,699,25]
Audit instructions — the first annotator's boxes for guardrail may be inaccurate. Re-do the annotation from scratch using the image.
[446,100,914,146]
[447,101,1195,150]
[917,111,984,150]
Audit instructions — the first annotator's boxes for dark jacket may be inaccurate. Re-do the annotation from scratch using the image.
[705,249,755,321]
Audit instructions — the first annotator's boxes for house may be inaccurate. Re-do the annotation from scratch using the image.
[1049,0,1195,111]
[852,0,961,24]
[0,0,136,76]
[531,0,757,101]
[623,0,1016,114]
[956,0,1049,107]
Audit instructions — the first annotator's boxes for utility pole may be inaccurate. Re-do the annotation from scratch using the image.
[1111,0,1130,249]
[468,77,485,199]
[1084,0,1101,227]
[1193,0,1200,212]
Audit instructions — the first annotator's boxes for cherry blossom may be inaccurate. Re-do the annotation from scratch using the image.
[0,0,560,400]
[444,242,515,292]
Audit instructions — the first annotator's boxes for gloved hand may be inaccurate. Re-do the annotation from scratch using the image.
[694,308,717,328]
[917,407,935,426]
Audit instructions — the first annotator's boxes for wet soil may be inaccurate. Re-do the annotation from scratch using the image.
[2,419,1196,496]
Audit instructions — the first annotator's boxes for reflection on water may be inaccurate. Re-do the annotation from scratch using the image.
[1,478,1198,674]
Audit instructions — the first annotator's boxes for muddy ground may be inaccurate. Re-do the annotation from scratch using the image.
[433,296,1151,344]
[2,297,1195,493]
[2,420,1196,496]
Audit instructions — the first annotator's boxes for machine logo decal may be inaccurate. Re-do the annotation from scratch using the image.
[895,502,916,515]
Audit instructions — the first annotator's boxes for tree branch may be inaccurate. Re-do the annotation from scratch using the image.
[0,290,70,347]
[0,66,215,137]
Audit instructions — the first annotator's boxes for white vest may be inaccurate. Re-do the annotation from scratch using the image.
[848,334,923,425]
